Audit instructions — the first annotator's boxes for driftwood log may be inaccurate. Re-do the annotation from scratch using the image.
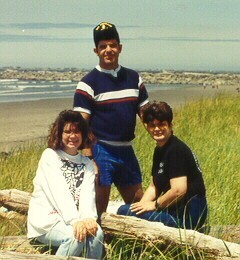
[0,250,85,259]
[1,189,240,258]
[0,189,30,213]
[101,213,240,259]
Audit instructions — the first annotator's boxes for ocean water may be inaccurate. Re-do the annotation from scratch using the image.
[0,79,189,103]
[0,79,76,103]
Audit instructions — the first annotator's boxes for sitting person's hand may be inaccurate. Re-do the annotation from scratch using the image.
[130,201,156,215]
[72,218,98,241]
[72,220,88,242]
[82,218,98,236]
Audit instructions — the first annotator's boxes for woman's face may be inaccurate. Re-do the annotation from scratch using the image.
[145,119,172,147]
[62,123,82,155]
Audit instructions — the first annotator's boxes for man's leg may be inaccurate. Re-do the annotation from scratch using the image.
[96,184,111,218]
[115,145,143,203]
[93,142,113,218]
[117,183,143,203]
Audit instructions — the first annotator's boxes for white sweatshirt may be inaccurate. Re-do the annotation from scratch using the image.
[27,148,97,238]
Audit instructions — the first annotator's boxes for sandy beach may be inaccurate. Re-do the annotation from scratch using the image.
[0,84,238,153]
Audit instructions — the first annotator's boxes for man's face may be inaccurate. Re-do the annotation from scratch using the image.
[94,39,122,70]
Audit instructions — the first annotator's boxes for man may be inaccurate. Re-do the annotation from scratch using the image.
[73,22,149,217]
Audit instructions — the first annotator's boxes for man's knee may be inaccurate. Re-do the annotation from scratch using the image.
[118,183,143,203]
[133,185,143,201]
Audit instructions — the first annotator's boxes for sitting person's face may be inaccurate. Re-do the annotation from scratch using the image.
[62,123,82,155]
[146,119,172,146]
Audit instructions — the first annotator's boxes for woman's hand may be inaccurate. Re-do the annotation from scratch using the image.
[72,218,98,241]
[130,201,156,215]
[82,218,98,236]
[72,221,88,242]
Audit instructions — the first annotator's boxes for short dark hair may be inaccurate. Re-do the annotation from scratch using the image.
[93,22,120,47]
[47,110,92,150]
[142,101,173,125]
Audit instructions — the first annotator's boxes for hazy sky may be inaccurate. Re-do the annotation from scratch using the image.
[1,0,240,71]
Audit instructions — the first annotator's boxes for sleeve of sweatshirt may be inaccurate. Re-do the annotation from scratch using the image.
[36,148,80,224]
[78,158,98,220]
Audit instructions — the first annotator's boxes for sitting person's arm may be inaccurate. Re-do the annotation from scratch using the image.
[155,176,187,209]
[129,179,156,213]
[139,178,156,202]
[130,176,187,215]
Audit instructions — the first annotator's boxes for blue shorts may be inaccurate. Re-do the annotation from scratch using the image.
[92,142,142,186]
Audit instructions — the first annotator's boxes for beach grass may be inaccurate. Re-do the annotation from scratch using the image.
[0,93,239,258]
[0,141,44,192]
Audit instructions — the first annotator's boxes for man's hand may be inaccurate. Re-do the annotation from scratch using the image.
[130,201,156,215]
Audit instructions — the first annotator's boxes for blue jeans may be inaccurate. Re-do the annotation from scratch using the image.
[36,221,103,258]
[117,196,208,230]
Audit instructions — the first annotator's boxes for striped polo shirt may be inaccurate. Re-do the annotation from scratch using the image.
[73,65,149,143]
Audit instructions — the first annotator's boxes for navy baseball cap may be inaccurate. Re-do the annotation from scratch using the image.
[93,22,120,47]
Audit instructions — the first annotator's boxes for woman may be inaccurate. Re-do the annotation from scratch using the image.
[27,110,103,258]
[117,101,208,230]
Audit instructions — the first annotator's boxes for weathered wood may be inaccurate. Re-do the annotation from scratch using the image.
[0,189,31,213]
[0,236,39,254]
[210,225,240,244]
[0,250,85,259]
[1,188,240,258]
[1,219,240,259]
[0,211,26,222]
[0,236,82,257]
[101,213,240,259]
[1,189,239,242]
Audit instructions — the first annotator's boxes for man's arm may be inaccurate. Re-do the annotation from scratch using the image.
[138,103,149,120]
[80,112,93,157]
[80,112,90,121]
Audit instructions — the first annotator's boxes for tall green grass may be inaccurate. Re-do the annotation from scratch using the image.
[0,94,239,258]
[0,141,45,192]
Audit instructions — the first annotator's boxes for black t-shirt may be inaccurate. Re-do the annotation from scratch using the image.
[152,135,206,212]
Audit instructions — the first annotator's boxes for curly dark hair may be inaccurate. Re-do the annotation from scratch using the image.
[47,110,93,150]
[142,101,173,124]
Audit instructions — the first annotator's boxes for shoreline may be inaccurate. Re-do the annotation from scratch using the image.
[1,69,240,86]
[0,98,73,153]
[0,84,238,153]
